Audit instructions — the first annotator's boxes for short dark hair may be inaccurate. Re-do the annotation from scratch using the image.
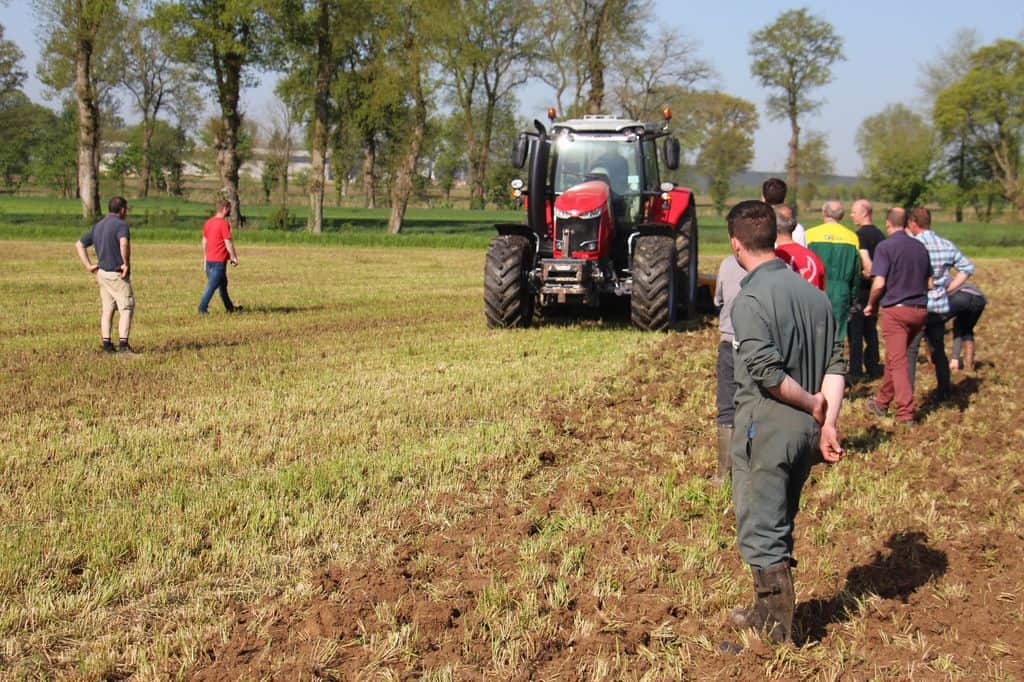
[908,206,931,229]
[728,200,777,253]
[108,196,128,214]
[886,207,906,228]
[762,178,787,205]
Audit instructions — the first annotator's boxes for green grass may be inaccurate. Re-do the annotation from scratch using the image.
[1,237,1022,678]
[0,196,1020,256]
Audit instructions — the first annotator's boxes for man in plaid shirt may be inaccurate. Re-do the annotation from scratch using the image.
[906,207,974,399]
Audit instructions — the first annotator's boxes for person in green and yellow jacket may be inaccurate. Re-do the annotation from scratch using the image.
[806,200,861,342]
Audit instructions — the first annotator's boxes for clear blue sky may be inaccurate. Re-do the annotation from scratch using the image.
[3,1,1022,176]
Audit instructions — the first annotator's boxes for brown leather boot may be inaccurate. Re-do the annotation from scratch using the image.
[963,340,976,371]
[729,563,795,644]
[712,425,733,486]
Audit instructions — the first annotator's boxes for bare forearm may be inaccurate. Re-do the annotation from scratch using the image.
[821,373,845,427]
[120,238,130,271]
[225,239,238,262]
[947,271,968,293]
[866,276,885,312]
[766,375,817,414]
[75,241,93,270]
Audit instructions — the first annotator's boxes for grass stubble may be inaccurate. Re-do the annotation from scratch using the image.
[0,240,1021,680]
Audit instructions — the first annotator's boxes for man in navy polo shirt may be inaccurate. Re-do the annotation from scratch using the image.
[75,196,136,354]
[863,208,932,423]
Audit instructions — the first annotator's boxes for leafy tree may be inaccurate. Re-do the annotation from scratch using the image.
[154,0,272,227]
[856,104,937,207]
[386,1,435,233]
[919,28,981,222]
[749,8,844,200]
[690,92,758,214]
[0,93,55,191]
[934,39,1024,217]
[119,7,195,198]
[269,0,368,232]
[32,102,79,198]
[438,0,536,209]
[0,24,27,97]
[34,0,125,218]
[535,0,647,116]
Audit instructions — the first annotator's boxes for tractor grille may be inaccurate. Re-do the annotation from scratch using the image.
[556,217,599,255]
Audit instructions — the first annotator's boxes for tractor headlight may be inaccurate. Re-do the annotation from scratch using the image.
[555,206,603,220]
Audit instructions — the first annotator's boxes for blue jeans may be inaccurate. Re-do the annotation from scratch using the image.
[198,261,234,312]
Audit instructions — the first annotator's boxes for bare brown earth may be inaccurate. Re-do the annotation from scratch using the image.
[195,265,1023,680]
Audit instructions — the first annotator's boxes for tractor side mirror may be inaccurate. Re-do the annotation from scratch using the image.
[663,137,681,170]
[512,133,529,169]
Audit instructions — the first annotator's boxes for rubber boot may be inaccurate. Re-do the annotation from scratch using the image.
[712,425,733,486]
[728,563,795,645]
[963,340,976,372]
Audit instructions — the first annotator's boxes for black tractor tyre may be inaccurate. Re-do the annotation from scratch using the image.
[484,234,535,328]
[674,201,696,272]
[631,235,677,331]
[674,202,698,319]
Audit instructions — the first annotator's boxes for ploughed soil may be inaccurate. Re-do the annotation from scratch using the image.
[194,270,1023,680]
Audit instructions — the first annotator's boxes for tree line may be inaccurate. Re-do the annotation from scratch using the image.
[4,3,1021,230]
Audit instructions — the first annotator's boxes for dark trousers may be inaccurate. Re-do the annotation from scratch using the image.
[949,290,986,362]
[907,313,951,396]
[716,341,736,426]
[199,261,234,313]
[848,302,880,377]
[732,405,819,568]
[876,306,927,421]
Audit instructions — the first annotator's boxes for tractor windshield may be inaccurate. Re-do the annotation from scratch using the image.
[552,136,640,198]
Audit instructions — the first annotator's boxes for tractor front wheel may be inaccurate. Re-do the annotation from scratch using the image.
[484,235,535,328]
[631,235,677,331]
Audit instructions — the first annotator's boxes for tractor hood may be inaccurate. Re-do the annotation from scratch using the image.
[553,180,610,218]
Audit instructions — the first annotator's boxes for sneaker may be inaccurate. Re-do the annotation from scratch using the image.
[227,305,243,313]
[101,343,117,354]
[865,400,888,418]
[118,343,138,357]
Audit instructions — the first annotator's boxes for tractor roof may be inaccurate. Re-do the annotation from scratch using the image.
[552,115,662,135]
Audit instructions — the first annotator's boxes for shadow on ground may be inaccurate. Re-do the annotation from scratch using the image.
[796,530,948,644]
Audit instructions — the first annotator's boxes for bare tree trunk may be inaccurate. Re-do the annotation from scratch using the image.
[307,0,331,233]
[388,28,427,234]
[140,116,154,198]
[362,137,376,209]
[75,37,100,220]
[215,55,244,228]
[787,112,800,207]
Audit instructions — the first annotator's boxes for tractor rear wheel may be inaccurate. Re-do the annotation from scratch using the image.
[631,235,677,331]
[484,235,535,328]
[674,202,698,320]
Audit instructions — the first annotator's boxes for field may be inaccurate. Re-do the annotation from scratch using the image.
[1,205,1024,679]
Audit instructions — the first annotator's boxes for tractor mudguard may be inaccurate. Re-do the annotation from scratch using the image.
[494,223,539,260]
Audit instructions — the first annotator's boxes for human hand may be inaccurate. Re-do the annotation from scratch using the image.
[86,264,99,274]
[230,257,238,267]
[820,424,843,463]
[119,264,129,279]
[810,392,827,426]
[863,304,874,317]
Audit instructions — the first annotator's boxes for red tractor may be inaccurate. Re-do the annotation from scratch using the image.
[484,110,698,331]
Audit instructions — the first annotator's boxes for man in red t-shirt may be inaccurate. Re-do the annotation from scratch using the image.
[773,204,826,291]
[198,199,240,314]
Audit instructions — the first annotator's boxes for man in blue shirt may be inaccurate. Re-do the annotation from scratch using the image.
[74,197,136,354]
[905,207,974,399]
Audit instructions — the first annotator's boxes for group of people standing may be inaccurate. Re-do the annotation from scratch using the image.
[713,180,985,650]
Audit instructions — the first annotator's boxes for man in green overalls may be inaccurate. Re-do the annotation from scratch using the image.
[725,200,848,646]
